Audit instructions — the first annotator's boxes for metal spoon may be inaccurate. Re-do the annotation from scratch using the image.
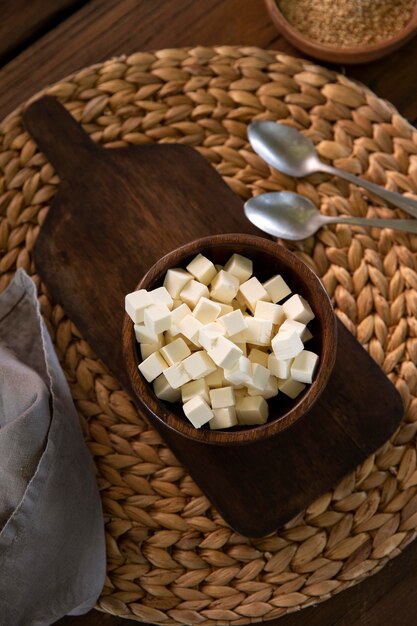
[248,121,417,219]
[244,192,417,241]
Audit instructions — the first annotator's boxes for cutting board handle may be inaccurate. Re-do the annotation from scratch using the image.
[23,96,101,179]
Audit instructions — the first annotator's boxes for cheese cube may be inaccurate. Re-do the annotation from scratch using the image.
[210,270,240,304]
[250,363,271,392]
[193,296,221,323]
[140,343,161,360]
[163,268,193,298]
[134,323,163,345]
[180,280,209,309]
[218,309,247,337]
[236,396,269,425]
[218,303,234,316]
[183,395,213,428]
[244,317,273,346]
[254,300,285,325]
[239,277,270,313]
[209,386,235,409]
[268,353,293,379]
[172,299,183,309]
[248,348,268,367]
[208,335,243,369]
[303,327,313,342]
[178,314,203,345]
[224,253,253,283]
[186,253,217,285]
[283,294,315,324]
[170,302,192,335]
[181,379,210,404]
[160,337,191,366]
[138,352,168,383]
[153,374,181,402]
[291,350,319,384]
[279,318,308,341]
[144,304,172,334]
[278,377,306,399]
[205,368,225,389]
[209,407,238,429]
[232,295,248,312]
[183,350,217,380]
[263,274,291,304]
[149,286,173,310]
[248,374,278,399]
[164,362,191,389]
[271,329,303,360]
[125,289,153,323]
[223,355,252,386]
[198,322,225,351]
[234,342,247,356]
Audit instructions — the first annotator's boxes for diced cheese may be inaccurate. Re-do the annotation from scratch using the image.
[234,342,247,356]
[125,289,153,323]
[178,314,203,346]
[163,267,193,298]
[164,362,191,389]
[209,386,235,409]
[248,375,278,399]
[271,329,303,360]
[210,270,240,304]
[186,253,217,285]
[218,309,247,337]
[249,363,271,392]
[277,377,306,399]
[181,379,210,404]
[263,274,291,304]
[209,407,238,429]
[149,286,174,310]
[244,317,273,346]
[224,253,253,283]
[218,303,234,316]
[236,396,269,425]
[268,353,293,379]
[138,352,168,383]
[170,302,192,335]
[183,350,217,380]
[239,277,270,313]
[205,368,225,389]
[144,303,172,334]
[180,280,210,309]
[134,323,162,345]
[198,322,225,351]
[153,373,181,402]
[193,296,221,324]
[223,355,252,386]
[160,337,191,366]
[248,348,268,367]
[208,335,243,369]
[283,294,315,324]
[279,318,308,341]
[254,300,285,325]
[183,395,213,428]
[291,350,319,384]
[140,343,161,360]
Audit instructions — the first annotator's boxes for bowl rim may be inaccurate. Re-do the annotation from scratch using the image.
[265,0,417,58]
[122,233,337,446]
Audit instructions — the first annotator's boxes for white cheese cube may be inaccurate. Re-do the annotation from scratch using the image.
[134,323,163,345]
[160,337,191,366]
[232,295,248,312]
[236,396,269,425]
[140,343,161,360]
[183,350,217,380]
[223,355,252,386]
[218,303,234,316]
[209,386,235,409]
[183,395,213,428]
[210,270,240,304]
[193,297,221,324]
[234,342,247,356]
[153,373,181,402]
[291,350,319,384]
[186,253,217,285]
[164,362,191,389]
[254,300,285,325]
[218,309,247,337]
[205,368,224,389]
[144,304,172,334]
[210,407,238,429]
[125,289,153,323]
[181,379,210,404]
[249,363,271,392]
[178,314,203,346]
[180,280,210,309]
[224,253,253,283]
[138,352,168,383]
[244,317,273,346]
[149,286,173,310]
[248,348,269,367]
[215,264,223,272]
[198,322,225,351]
[271,329,303,360]
[170,302,192,335]
[268,353,293,379]
[163,268,193,298]
[208,335,243,369]
[248,374,278,399]
[283,294,315,324]
[172,299,183,309]
[234,387,247,397]
[238,277,270,313]
[279,318,308,340]
[278,377,306,399]
[263,274,291,304]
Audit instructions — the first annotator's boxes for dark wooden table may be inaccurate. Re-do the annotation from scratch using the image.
[3,1,417,625]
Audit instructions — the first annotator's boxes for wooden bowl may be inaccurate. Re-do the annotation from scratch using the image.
[265,0,417,64]
[123,234,337,446]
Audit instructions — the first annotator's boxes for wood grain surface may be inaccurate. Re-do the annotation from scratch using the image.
[2,1,417,624]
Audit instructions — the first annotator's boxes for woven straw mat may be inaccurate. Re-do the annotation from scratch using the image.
[2,46,417,625]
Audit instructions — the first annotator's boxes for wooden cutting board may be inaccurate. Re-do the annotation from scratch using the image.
[23,96,403,537]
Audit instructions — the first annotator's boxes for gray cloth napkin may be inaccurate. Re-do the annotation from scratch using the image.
[0,269,106,626]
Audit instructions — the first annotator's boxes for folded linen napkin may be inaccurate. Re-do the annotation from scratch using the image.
[0,269,105,626]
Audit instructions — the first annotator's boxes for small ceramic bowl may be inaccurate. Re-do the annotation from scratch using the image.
[265,0,417,64]
[122,234,337,446]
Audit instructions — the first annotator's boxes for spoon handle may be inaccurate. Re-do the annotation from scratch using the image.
[322,163,417,219]
[325,215,417,233]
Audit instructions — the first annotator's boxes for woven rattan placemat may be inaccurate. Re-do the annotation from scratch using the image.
[2,46,417,624]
